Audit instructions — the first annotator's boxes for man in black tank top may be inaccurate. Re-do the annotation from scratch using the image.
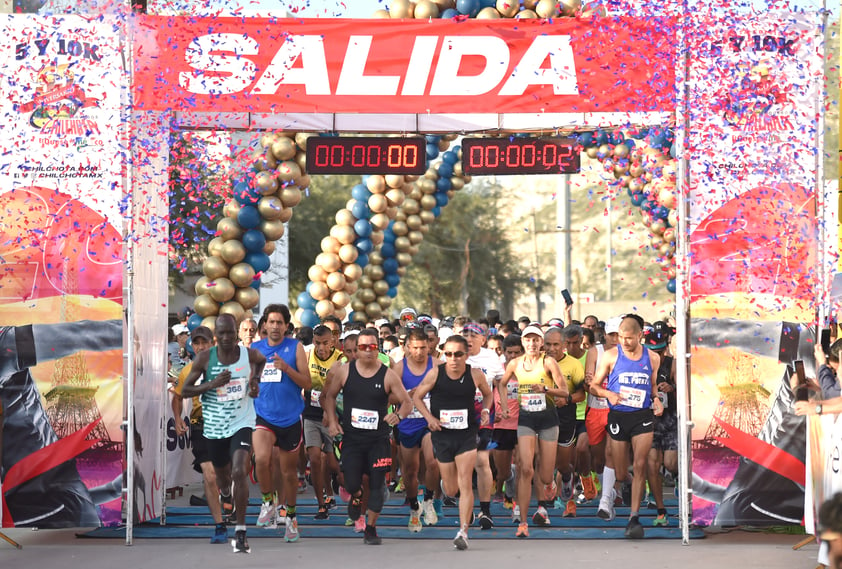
[412,335,492,551]
[322,329,412,546]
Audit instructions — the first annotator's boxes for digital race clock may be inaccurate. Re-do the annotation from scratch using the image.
[461,137,580,175]
[306,137,426,175]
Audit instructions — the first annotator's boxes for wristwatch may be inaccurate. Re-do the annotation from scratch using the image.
[816,404,823,415]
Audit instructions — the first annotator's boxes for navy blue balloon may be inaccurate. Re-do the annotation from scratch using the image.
[426,135,441,143]
[383,258,399,274]
[610,131,625,145]
[666,279,677,293]
[437,162,453,179]
[640,199,654,213]
[383,229,396,244]
[299,309,320,328]
[354,219,372,238]
[357,253,369,268]
[242,229,267,252]
[250,279,261,290]
[351,183,371,201]
[479,0,496,6]
[380,242,396,258]
[435,192,449,207]
[595,130,609,145]
[436,177,452,192]
[187,313,203,331]
[387,286,398,298]
[441,7,458,17]
[351,200,370,220]
[385,273,400,287]
[426,143,440,160]
[652,205,669,220]
[355,237,373,254]
[432,206,442,217]
[630,128,649,140]
[577,132,594,147]
[442,151,458,165]
[234,180,260,205]
[631,192,645,206]
[297,291,316,310]
[244,251,271,273]
[237,205,261,229]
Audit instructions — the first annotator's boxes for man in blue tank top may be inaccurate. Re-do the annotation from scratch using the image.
[589,315,662,540]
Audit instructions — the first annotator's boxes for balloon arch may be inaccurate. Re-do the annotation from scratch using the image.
[184,0,680,331]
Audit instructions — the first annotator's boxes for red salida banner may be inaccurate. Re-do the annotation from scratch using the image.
[132,16,676,115]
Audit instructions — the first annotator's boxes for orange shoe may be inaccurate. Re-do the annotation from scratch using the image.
[516,522,529,538]
[563,499,577,518]
[581,473,597,501]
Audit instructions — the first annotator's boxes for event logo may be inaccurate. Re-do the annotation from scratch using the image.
[15,62,102,137]
[717,60,793,132]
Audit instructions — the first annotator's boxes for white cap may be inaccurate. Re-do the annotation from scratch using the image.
[438,327,454,346]
[374,318,389,328]
[172,324,189,336]
[604,317,623,335]
[521,324,544,338]
[341,330,360,341]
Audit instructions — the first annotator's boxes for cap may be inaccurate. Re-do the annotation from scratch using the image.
[191,326,213,342]
[521,324,544,338]
[341,330,360,341]
[462,322,484,336]
[172,324,189,336]
[374,318,389,328]
[399,307,417,321]
[604,317,622,335]
[544,318,564,328]
[644,321,672,350]
[417,313,433,326]
[438,327,454,346]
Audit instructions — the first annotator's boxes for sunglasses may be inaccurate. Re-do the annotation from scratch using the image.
[402,314,416,321]
[443,351,466,358]
[357,343,379,352]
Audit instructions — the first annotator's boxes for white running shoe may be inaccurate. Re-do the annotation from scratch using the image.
[597,489,616,521]
[422,499,438,526]
[257,501,275,528]
[408,506,422,533]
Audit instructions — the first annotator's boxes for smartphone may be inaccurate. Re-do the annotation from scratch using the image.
[561,289,574,306]
[821,328,831,356]
[793,360,809,401]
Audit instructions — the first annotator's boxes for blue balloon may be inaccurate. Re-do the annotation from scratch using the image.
[437,162,453,179]
[456,0,480,16]
[666,278,677,293]
[630,192,645,206]
[242,229,267,252]
[609,131,625,145]
[351,200,370,220]
[630,127,649,139]
[577,132,594,147]
[652,205,669,220]
[436,177,452,192]
[357,253,369,268]
[237,205,261,229]
[383,229,396,244]
[356,238,373,254]
[187,313,203,331]
[380,242,396,258]
[351,183,371,201]
[441,150,458,165]
[432,206,442,217]
[595,130,609,145]
[435,192,449,207]
[297,291,315,310]
[387,286,398,298]
[426,143,440,160]
[385,273,400,287]
[480,0,496,7]
[639,199,654,213]
[250,278,261,290]
[299,309,320,328]
[383,258,399,274]
[233,180,260,206]
[244,251,271,273]
[425,135,441,143]
[354,219,372,238]
[441,7,458,18]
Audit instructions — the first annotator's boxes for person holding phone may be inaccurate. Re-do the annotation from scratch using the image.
[814,338,842,399]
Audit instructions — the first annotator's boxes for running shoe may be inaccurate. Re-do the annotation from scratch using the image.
[492,491,505,503]
[553,497,564,510]
[581,473,597,501]
[210,524,227,544]
[433,498,444,518]
[394,477,405,493]
[477,512,494,530]
[284,516,300,542]
[220,493,234,524]
[354,517,366,533]
[257,501,275,528]
[532,505,550,526]
[512,502,520,522]
[503,496,514,510]
[516,522,529,538]
[348,496,362,521]
[544,481,558,501]
[363,525,382,545]
[560,478,573,501]
[408,506,422,533]
[597,493,616,521]
[653,512,669,527]
[231,530,250,554]
[443,496,457,507]
[276,505,287,524]
[625,517,644,539]
[297,477,307,494]
[324,496,336,510]
[453,529,469,550]
[647,498,659,510]
[422,499,439,526]
[563,499,577,518]
[339,485,352,503]
[314,506,329,520]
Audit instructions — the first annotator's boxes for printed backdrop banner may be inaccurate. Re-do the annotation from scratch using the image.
[0,15,125,528]
[686,12,823,527]
[132,16,676,115]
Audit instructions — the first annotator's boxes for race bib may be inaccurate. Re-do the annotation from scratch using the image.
[216,376,247,401]
[351,407,379,430]
[261,366,282,383]
[658,391,668,408]
[520,392,546,412]
[440,409,468,429]
[619,385,647,408]
[310,389,322,408]
[408,395,430,419]
[506,381,519,397]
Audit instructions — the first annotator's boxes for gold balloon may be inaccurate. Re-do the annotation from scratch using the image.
[406,214,422,231]
[367,265,385,282]
[397,267,407,277]
[195,276,211,296]
[370,231,384,246]
[338,243,359,264]
[408,230,424,245]
[376,296,392,310]
[208,277,236,302]
[420,210,435,225]
[200,316,217,331]
[260,219,285,241]
[414,0,439,18]
[203,256,229,280]
[315,299,335,318]
[369,251,384,266]
[408,186,423,201]
[331,225,357,245]
[389,0,413,17]
[235,287,260,310]
[253,152,277,171]
[613,163,630,178]
[220,239,247,265]
[392,221,409,236]
[385,175,404,189]
[667,267,677,279]
[359,276,373,290]
[438,139,450,152]
[418,178,436,194]
[419,224,429,234]
[335,208,355,226]
[402,198,420,215]
[345,280,359,295]
[332,291,351,308]
[420,194,437,211]
[219,301,245,322]
[344,263,362,282]
[613,143,631,159]
[366,175,387,194]
[373,279,389,296]
[229,262,256,288]
[255,171,279,195]
[321,235,341,254]
[308,264,328,283]
[395,211,407,222]
[257,196,284,220]
[515,8,538,17]
[316,252,342,273]
[208,236,224,258]
[663,228,676,243]
[261,133,280,149]
[395,236,411,252]
[409,245,420,255]
[280,187,302,208]
[535,0,560,17]
[277,160,302,183]
[279,207,293,223]
[628,178,646,193]
[650,220,667,235]
[497,0,519,16]
[365,302,382,319]
[351,298,367,313]
[659,188,677,209]
[294,132,312,150]
[310,281,331,301]
[326,272,347,292]
[271,137,297,161]
[477,6,501,17]
[668,209,679,227]
[218,217,243,241]
[194,293,219,317]
[523,0,538,8]
[368,194,388,213]
[263,241,276,255]
[559,0,581,16]
[585,147,599,159]
[659,242,674,256]
[372,8,390,17]
[396,252,413,266]
[451,176,465,191]
[358,288,376,304]
[295,150,308,171]
[385,188,405,207]
[224,200,242,219]
[298,174,311,190]
[370,213,390,231]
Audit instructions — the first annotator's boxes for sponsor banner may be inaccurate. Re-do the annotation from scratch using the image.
[0,15,125,528]
[132,16,676,115]
[687,12,823,527]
